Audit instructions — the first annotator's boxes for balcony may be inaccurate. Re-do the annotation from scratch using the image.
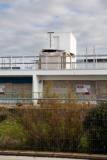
[0,55,107,71]
[38,54,107,70]
[0,56,37,71]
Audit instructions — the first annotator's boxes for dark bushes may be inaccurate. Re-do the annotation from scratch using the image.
[83,102,107,153]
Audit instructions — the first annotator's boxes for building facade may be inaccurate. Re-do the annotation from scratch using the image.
[0,32,107,105]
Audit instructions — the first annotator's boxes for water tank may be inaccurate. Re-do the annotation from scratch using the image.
[51,32,76,56]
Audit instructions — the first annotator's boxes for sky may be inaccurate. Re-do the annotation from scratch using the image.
[0,0,107,56]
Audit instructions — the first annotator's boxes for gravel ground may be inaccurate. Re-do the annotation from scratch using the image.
[0,156,86,160]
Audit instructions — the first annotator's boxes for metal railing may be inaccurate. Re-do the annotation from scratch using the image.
[38,54,107,70]
[0,55,107,70]
[0,56,37,70]
[0,91,106,104]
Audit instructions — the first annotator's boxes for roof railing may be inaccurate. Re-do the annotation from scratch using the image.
[0,55,106,70]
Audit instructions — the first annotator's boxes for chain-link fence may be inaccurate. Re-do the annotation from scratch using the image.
[0,100,106,154]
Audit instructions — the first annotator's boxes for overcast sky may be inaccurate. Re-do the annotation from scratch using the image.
[0,0,107,56]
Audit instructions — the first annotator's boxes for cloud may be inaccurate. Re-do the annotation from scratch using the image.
[0,0,107,55]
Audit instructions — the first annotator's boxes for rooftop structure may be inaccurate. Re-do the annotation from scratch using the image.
[50,32,76,54]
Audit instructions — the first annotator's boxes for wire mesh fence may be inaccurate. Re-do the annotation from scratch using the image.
[0,100,106,154]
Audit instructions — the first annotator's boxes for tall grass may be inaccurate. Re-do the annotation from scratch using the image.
[12,102,93,152]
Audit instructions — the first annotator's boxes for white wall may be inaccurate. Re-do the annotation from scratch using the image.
[51,32,76,55]
[70,33,76,55]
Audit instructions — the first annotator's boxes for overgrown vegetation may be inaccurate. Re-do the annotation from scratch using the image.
[0,102,93,152]
[83,102,107,153]
[0,118,27,149]
[0,89,106,153]
[16,104,89,151]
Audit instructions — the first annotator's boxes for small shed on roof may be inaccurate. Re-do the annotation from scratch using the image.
[38,49,74,69]
[41,49,74,56]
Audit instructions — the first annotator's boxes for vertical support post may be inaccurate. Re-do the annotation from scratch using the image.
[23,56,25,70]
[10,56,13,70]
[95,80,97,102]
[47,32,54,48]
[10,56,12,70]
[32,74,39,106]
[61,56,62,69]
[38,80,43,99]
[70,56,71,69]
[86,48,88,69]
[93,47,96,69]
[46,56,48,70]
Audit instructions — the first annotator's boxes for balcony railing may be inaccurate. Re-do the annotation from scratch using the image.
[0,56,37,70]
[37,54,107,70]
[0,55,107,70]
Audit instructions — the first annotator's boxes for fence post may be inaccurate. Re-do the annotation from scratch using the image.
[32,74,39,106]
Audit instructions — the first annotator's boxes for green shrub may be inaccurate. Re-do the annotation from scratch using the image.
[17,106,88,152]
[78,135,89,152]
[0,108,11,122]
[0,119,27,149]
[84,102,107,153]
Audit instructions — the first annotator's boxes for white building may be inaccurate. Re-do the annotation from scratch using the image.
[0,32,107,105]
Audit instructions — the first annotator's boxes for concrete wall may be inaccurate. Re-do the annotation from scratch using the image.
[43,80,107,100]
[40,56,63,70]
[0,77,32,103]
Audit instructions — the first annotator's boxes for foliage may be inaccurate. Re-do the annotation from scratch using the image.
[0,101,95,152]
[0,108,10,122]
[15,104,91,152]
[42,81,62,106]
[84,102,107,153]
[78,135,89,152]
[0,119,27,149]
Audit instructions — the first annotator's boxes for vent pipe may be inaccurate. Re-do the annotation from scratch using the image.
[47,32,54,48]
